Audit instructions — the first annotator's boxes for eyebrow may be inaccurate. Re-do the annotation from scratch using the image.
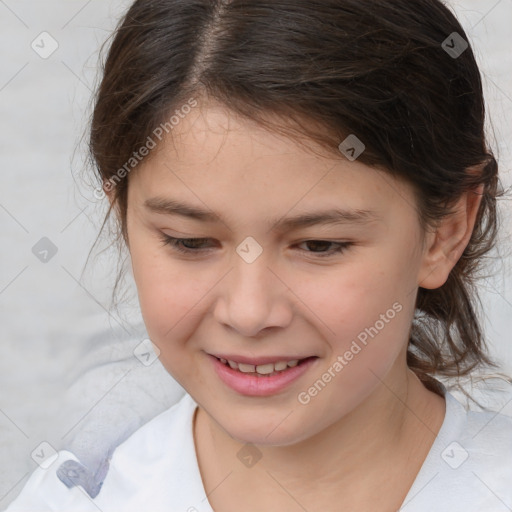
[143,197,381,231]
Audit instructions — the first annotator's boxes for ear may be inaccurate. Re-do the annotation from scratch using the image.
[418,182,484,290]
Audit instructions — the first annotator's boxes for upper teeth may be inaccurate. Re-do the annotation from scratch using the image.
[220,358,300,374]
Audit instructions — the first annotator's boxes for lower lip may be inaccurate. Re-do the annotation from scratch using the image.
[209,355,318,397]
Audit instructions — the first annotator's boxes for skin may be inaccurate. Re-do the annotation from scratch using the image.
[116,99,483,511]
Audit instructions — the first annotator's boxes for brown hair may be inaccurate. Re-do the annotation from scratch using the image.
[88,0,509,399]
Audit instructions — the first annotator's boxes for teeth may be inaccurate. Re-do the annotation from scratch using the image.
[238,363,256,373]
[255,363,274,375]
[220,357,305,375]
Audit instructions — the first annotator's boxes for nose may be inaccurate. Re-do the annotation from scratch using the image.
[213,252,293,338]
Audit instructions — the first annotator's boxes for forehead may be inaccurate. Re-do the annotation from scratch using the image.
[129,102,417,225]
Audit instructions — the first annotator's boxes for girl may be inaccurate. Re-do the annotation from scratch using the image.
[6,0,512,511]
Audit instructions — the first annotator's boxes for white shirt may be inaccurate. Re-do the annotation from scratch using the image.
[4,389,512,512]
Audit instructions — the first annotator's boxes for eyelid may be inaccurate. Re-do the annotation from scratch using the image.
[158,233,353,258]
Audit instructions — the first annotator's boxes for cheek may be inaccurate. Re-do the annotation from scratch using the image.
[292,269,414,421]
[295,247,417,377]
[130,248,210,386]
[304,258,414,338]
[130,239,202,346]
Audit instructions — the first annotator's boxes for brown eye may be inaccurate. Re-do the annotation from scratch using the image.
[296,241,352,258]
[159,235,215,254]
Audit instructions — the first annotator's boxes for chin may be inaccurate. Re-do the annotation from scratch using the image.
[216,414,311,447]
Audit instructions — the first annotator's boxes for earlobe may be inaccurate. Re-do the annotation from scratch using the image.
[418,183,484,290]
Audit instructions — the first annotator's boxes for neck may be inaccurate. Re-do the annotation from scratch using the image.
[194,366,446,509]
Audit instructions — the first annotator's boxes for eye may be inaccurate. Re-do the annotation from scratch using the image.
[158,235,215,254]
[295,240,352,258]
[159,234,352,258]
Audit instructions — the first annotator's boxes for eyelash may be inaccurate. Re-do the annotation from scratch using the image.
[158,235,352,258]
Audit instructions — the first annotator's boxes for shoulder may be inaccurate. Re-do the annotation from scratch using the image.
[439,392,512,470]
[101,390,195,470]
[450,392,512,459]
[4,393,197,511]
[401,391,512,511]
[96,391,207,509]
[3,450,94,511]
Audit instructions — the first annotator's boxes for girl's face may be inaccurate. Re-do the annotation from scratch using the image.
[126,101,434,445]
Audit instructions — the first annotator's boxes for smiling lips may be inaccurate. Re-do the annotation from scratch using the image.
[211,353,317,377]
[219,357,300,376]
[210,354,318,396]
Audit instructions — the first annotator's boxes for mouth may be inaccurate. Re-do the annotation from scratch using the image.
[213,355,317,377]
[208,353,319,397]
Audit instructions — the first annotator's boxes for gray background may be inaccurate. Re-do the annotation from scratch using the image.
[0,0,511,508]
